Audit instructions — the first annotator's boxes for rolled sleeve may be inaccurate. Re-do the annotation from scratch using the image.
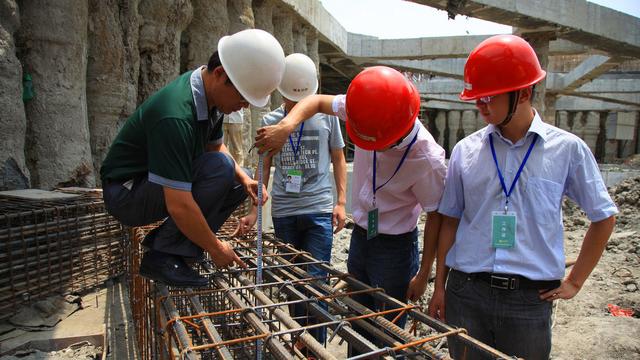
[331,95,347,121]
[565,142,618,222]
[438,145,465,218]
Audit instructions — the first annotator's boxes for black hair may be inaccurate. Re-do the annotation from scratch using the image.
[207,51,222,72]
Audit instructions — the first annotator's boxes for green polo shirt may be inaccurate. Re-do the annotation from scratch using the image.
[100,68,223,191]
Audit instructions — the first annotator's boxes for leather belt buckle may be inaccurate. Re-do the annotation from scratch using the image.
[490,275,518,290]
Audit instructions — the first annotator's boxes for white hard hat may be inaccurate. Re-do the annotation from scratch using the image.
[277,53,318,102]
[218,29,285,107]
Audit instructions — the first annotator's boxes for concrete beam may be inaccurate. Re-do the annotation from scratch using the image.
[280,0,591,61]
[553,55,621,92]
[413,0,640,58]
[555,95,640,111]
[372,59,465,79]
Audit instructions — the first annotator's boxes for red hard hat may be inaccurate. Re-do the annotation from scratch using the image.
[345,66,420,151]
[460,35,546,101]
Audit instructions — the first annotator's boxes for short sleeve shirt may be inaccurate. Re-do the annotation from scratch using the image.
[263,106,345,217]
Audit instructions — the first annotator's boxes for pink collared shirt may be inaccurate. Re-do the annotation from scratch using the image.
[332,95,446,234]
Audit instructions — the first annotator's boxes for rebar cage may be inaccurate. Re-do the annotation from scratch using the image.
[129,219,514,360]
[0,190,126,319]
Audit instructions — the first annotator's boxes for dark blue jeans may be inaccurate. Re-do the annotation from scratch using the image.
[102,152,247,258]
[347,226,419,355]
[272,213,333,344]
[445,269,553,360]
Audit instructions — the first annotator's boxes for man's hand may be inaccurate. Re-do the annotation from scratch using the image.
[428,286,446,321]
[539,278,581,302]
[332,204,346,234]
[233,209,257,236]
[209,241,247,268]
[243,179,269,206]
[406,272,429,302]
[255,123,292,154]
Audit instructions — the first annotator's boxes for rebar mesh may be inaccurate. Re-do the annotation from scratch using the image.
[0,191,126,319]
[129,218,513,360]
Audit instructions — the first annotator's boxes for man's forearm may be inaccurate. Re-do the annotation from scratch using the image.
[165,191,222,255]
[566,215,615,288]
[280,95,335,131]
[331,150,347,206]
[417,211,442,279]
[435,215,460,289]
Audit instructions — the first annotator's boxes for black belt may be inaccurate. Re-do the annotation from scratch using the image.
[452,269,561,290]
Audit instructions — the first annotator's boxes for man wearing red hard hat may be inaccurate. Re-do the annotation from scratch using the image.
[255,65,447,353]
[429,35,617,359]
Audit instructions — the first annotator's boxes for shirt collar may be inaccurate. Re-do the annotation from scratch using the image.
[190,66,211,121]
[481,109,549,143]
[392,120,420,149]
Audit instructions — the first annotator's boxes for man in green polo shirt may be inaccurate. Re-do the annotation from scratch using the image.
[100,29,285,287]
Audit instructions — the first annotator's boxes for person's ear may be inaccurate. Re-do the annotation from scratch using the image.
[519,87,532,103]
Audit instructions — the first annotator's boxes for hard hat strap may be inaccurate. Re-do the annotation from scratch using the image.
[498,90,520,129]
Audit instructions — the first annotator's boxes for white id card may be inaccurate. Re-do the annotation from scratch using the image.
[285,169,302,193]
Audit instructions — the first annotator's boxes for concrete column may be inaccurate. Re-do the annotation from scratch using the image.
[556,111,570,131]
[19,0,95,189]
[515,29,555,123]
[447,111,462,152]
[475,111,485,131]
[271,5,294,107]
[137,0,193,104]
[293,22,308,54]
[249,0,276,168]
[87,0,140,184]
[0,1,30,190]
[604,140,618,162]
[434,111,447,148]
[306,29,320,78]
[461,110,476,137]
[227,0,255,167]
[183,0,227,70]
[583,111,600,153]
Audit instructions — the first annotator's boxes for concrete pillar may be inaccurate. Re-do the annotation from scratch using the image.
[434,111,446,148]
[556,111,570,131]
[293,22,308,54]
[183,0,227,70]
[0,1,30,190]
[271,5,294,107]
[515,29,555,123]
[87,0,140,184]
[583,111,600,153]
[250,0,276,168]
[137,0,193,104]
[306,29,320,78]
[227,0,255,167]
[475,111,485,131]
[604,140,618,162]
[461,110,476,137]
[544,94,557,125]
[447,111,462,152]
[19,0,95,189]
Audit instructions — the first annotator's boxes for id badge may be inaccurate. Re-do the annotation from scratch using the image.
[285,169,302,193]
[367,208,379,240]
[491,211,516,248]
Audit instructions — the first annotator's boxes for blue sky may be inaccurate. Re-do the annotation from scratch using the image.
[319,0,640,39]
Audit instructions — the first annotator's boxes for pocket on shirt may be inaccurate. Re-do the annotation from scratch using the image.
[525,177,563,225]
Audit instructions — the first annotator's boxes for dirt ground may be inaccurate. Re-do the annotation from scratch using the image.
[330,176,640,359]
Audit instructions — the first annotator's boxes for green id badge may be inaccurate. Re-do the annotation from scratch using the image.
[367,208,379,240]
[491,211,516,248]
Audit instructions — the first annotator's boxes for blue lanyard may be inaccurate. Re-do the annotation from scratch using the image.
[489,133,538,212]
[372,131,419,206]
[288,122,304,161]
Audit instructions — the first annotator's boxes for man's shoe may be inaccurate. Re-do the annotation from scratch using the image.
[139,250,209,287]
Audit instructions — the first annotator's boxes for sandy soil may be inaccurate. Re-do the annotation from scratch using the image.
[329,176,640,359]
